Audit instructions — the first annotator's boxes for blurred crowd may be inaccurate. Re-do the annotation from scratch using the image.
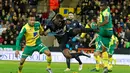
[0,0,130,49]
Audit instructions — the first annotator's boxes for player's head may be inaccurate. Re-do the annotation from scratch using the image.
[100,1,108,11]
[28,15,35,26]
[53,14,64,26]
[68,12,74,20]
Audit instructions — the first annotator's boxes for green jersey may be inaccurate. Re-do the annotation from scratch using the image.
[99,7,113,29]
[16,22,44,50]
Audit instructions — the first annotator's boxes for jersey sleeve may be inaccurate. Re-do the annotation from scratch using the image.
[44,23,51,31]
[16,26,26,50]
[103,9,110,17]
[115,37,119,43]
[40,24,44,32]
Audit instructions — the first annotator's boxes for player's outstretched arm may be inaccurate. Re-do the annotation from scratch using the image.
[15,27,26,58]
[39,24,46,36]
[89,34,98,47]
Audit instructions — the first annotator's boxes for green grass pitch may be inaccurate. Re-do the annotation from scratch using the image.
[0,60,130,73]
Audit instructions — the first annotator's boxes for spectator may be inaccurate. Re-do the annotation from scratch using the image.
[0,0,2,16]
[12,12,18,25]
[16,8,21,16]
[125,29,130,41]
[119,30,125,39]
[128,3,130,14]
[123,1,127,6]
[37,10,43,23]
[122,6,128,17]
[115,9,120,20]
[26,8,30,18]
[31,8,37,16]
[3,36,9,44]
[42,9,49,24]
[0,35,4,44]
[5,21,10,28]
[82,34,91,48]
[10,40,14,45]
[123,23,128,32]
[111,5,116,13]
[10,35,15,45]
[9,7,15,17]
[109,1,114,8]
[0,24,7,35]
[5,13,12,22]
[126,17,130,30]
[3,40,7,45]
[3,1,10,14]
[1,10,6,20]
[112,13,117,23]
[120,18,124,27]
[117,5,122,14]
[19,1,25,14]
[116,23,123,35]
[0,21,3,28]
[15,30,19,37]
[29,0,38,8]
[123,16,127,22]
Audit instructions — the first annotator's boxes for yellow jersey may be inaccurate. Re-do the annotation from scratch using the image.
[16,22,44,50]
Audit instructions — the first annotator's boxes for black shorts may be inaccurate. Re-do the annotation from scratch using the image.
[55,30,77,51]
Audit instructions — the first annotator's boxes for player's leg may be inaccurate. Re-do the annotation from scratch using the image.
[91,40,102,72]
[37,43,52,73]
[18,58,26,73]
[107,45,116,72]
[101,37,111,73]
[64,43,71,71]
[71,42,83,71]
[64,58,71,71]
[75,56,83,71]
[71,49,83,71]
[18,46,34,73]
[70,41,91,58]
[58,33,73,59]
[91,51,101,72]
[102,47,109,73]
[99,29,113,73]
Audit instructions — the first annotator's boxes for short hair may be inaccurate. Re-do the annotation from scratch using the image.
[68,12,74,14]
[56,14,64,19]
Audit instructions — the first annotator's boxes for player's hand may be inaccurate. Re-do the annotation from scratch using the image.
[43,32,48,36]
[89,43,92,47]
[15,50,20,58]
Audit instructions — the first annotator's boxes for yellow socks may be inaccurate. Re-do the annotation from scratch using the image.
[46,56,52,68]
[102,52,108,68]
[94,56,101,70]
[18,65,23,73]
[108,57,116,70]
[108,57,113,70]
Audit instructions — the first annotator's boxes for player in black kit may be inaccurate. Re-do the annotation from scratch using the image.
[43,13,91,60]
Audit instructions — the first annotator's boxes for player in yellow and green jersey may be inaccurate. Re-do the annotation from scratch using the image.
[91,1,113,73]
[99,2,113,73]
[15,15,53,73]
[89,33,102,72]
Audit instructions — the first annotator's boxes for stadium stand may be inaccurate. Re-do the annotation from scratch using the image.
[0,0,130,54]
